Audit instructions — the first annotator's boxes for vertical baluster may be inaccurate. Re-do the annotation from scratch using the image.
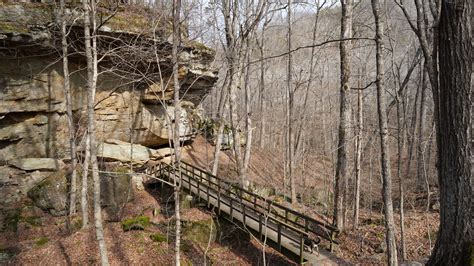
[300,234,305,264]
[217,179,221,215]
[259,213,263,240]
[230,198,233,222]
[330,231,336,252]
[277,223,282,251]
[242,204,246,228]
[207,182,210,208]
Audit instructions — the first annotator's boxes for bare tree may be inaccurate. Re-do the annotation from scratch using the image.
[171,0,183,264]
[83,0,109,264]
[428,0,472,263]
[371,0,398,264]
[59,0,78,217]
[334,0,353,232]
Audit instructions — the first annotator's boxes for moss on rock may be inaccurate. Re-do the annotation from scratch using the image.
[121,215,150,231]
[149,233,167,243]
[182,217,217,248]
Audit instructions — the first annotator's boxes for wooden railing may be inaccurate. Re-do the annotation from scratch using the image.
[150,161,339,263]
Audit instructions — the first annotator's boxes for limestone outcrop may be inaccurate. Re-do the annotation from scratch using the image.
[0,3,217,209]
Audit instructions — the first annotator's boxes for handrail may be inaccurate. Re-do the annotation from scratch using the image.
[179,161,339,241]
[154,161,339,263]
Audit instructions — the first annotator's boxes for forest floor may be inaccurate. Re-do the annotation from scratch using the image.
[1,186,294,265]
[0,187,439,265]
[1,136,439,265]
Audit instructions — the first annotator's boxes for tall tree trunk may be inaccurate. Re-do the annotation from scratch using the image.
[428,0,472,263]
[397,96,407,261]
[83,1,109,264]
[81,134,90,229]
[60,0,77,216]
[211,85,228,176]
[172,0,182,264]
[416,67,429,191]
[371,0,398,264]
[353,77,362,230]
[242,36,252,174]
[334,0,353,231]
[286,0,296,203]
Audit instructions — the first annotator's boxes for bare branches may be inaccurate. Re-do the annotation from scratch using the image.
[248,37,374,65]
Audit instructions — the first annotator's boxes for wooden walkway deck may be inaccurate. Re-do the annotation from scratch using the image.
[148,161,341,265]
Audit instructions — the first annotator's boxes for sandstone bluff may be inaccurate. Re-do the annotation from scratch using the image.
[0,3,218,210]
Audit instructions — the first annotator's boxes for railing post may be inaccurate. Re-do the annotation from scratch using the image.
[285,209,288,223]
[259,213,263,240]
[299,234,305,264]
[206,183,210,208]
[242,204,246,228]
[277,223,282,251]
[197,178,201,203]
[230,198,233,222]
[217,179,221,215]
[330,231,336,252]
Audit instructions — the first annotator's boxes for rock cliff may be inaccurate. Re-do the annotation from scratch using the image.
[0,3,217,208]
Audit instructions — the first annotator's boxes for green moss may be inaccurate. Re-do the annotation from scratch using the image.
[149,233,167,243]
[23,215,41,227]
[121,216,150,231]
[182,218,216,248]
[72,218,83,230]
[0,22,29,34]
[2,209,22,232]
[35,237,48,247]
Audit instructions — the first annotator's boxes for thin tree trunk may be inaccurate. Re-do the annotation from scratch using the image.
[60,0,77,216]
[83,1,109,264]
[172,0,182,264]
[397,96,407,261]
[286,0,296,203]
[81,134,90,229]
[428,0,472,263]
[242,37,252,173]
[371,0,398,264]
[211,85,228,175]
[353,78,362,230]
[416,67,429,191]
[334,0,353,231]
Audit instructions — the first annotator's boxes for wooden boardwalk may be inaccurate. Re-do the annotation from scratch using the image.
[149,161,341,265]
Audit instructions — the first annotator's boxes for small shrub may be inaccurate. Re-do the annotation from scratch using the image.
[121,216,150,231]
[35,237,49,247]
[150,233,167,243]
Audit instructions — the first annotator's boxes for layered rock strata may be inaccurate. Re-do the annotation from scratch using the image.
[0,3,217,208]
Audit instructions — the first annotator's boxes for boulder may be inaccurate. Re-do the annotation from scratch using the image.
[9,158,61,171]
[97,140,152,164]
[27,167,133,217]
[100,167,134,221]
[27,171,69,216]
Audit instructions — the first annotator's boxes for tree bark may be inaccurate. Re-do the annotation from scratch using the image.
[397,95,407,261]
[416,67,429,191]
[172,0,182,264]
[371,0,398,264]
[60,0,78,217]
[83,1,109,264]
[286,0,296,203]
[81,134,90,229]
[334,0,353,231]
[428,0,472,263]
[353,76,362,230]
